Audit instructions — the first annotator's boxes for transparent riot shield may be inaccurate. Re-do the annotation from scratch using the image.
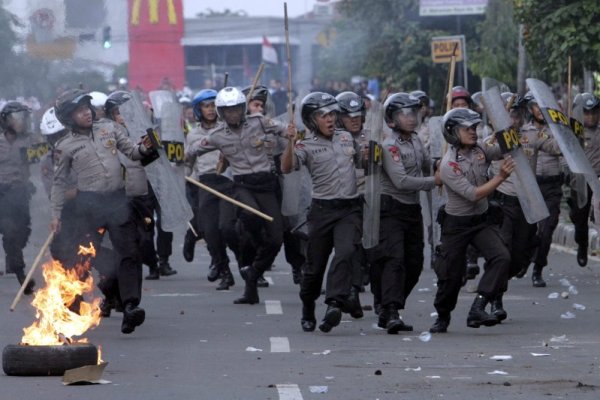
[119,91,193,232]
[428,116,446,262]
[481,87,549,223]
[280,90,309,216]
[526,78,600,196]
[571,94,588,208]
[361,99,383,249]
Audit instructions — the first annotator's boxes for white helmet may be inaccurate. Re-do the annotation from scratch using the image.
[40,107,66,135]
[89,91,108,108]
[215,86,247,118]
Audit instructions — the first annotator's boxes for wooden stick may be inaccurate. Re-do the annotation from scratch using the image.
[284,3,294,124]
[10,231,55,311]
[506,94,517,112]
[185,176,274,222]
[223,72,229,88]
[567,55,572,118]
[246,63,265,102]
[445,44,458,113]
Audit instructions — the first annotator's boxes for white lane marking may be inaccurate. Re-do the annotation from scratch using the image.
[151,293,202,297]
[276,384,303,400]
[265,276,274,286]
[265,300,283,314]
[270,337,290,353]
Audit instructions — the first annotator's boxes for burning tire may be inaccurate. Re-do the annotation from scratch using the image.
[2,344,98,376]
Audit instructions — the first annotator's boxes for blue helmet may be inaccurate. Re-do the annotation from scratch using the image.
[192,89,218,121]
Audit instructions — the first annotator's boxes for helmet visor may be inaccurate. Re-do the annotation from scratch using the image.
[7,110,31,133]
[314,103,340,117]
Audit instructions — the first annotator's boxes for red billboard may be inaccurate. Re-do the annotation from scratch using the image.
[128,0,185,92]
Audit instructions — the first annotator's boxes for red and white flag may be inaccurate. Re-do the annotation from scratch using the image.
[262,35,278,64]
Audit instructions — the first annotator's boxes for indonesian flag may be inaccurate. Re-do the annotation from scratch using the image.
[262,35,278,64]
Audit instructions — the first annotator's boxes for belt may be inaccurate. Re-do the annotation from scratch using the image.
[312,197,360,208]
[536,174,563,184]
[380,194,421,212]
[445,212,487,226]
[494,191,520,206]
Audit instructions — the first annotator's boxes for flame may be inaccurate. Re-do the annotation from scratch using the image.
[21,243,103,348]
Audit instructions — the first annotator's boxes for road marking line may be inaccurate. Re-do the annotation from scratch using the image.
[276,384,303,400]
[265,300,283,314]
[265,276,274,285]
[270,337,290,353]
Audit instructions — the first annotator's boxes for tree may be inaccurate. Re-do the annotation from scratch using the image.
[469,0,519,90]
[514,0,600,81]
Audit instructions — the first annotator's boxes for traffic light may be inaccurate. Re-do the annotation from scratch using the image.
[102,26,111,49]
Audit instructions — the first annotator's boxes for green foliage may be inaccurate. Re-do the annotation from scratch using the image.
[469,0,519,89]
[317,0,448,101]
[514,0,600,79]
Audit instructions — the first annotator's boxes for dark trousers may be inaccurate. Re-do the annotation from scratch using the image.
[568,185,592,250]
[75,190,142,306]
[300,199,361,305]
[433,211,510,317]
[0,183,31,274]
[148,183,172,261]
[233,178,283,273]
[533,180,562,268]
[130,193,159,269]
[197,174,237,270]
[368,199,424,309]
[495,192,538,283]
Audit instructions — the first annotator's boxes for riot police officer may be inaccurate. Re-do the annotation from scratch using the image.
[51,89,155,334]
[520,93,563,287]
[335,90,369,318]
[568,93,600,267]
[0,101,35,294]
[185,87,289,305]
[370,93,441,334]
[186,88,238,290]
[281,92,362,333]
[430,108,514,333]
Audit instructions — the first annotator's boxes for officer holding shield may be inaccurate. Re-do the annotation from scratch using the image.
[371,93,441,334]
[0,101,36,294]
[430,108,514,333]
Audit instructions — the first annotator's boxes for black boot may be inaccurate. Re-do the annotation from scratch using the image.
[531,265,546,287]
[233,266,259,304]
[159,259,177,276]
[467,295,499,328]
[15,270,35,295]
[257,274,269,288]
[429,314,450,333]
[121,303,146,334]
[216,266,235,291]
[490,294,507,322]
[301,301,316,332]
[99,298,112,318]
[292,266,302,285]
[465,263,480,280]
[145,265,160,280]
[377,305,389,329]
[385,304,413,334]
[183,229,197,262]
[577,245,588,267]
[319,301,342,333]
[347,286,364,319]
[207,264,220,282]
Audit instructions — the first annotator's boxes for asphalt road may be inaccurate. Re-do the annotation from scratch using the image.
[1,176,599,399]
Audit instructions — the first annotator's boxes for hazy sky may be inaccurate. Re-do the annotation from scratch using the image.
[182,0,320,18]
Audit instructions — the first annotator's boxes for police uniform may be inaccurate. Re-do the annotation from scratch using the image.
[0,127,33,278]
[487,125,560,281]
[568,125,600,260]
[520,121,563,277]
[369,130,435,328]
[185,113,285,302]
[432,144,511,321]
[292,130,361,311]
[51,118,148,311]
[186,122,240,287]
